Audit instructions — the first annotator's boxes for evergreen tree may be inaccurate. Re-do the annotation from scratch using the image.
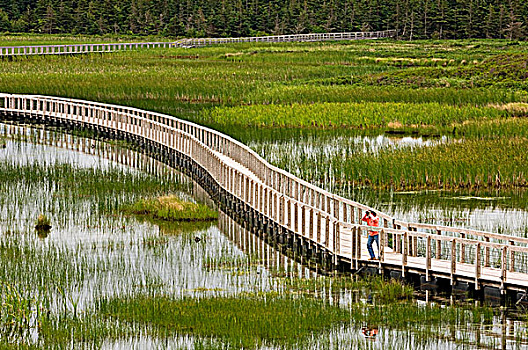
[0,0,525,39]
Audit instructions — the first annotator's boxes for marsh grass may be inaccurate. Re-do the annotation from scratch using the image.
[3,38,525,192]
[250,133,528,191]
[0,282,45,342]
[1,39,528,131]
[93,289,496,349]
[122,195,218,222]
[96,294,351,348]
[204,102,507,130]
[1,39,528,348]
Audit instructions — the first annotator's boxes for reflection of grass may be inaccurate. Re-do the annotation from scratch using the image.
[122,195,218,222]
[283,276,414,303]
[0,282,43,340]
[93,291,494,349]
[0,162,183,199]
[139,216,216,236]
[0,233,502,349]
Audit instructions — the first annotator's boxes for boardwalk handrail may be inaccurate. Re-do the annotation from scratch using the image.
[2,93,528,290]
[0,30,397,57]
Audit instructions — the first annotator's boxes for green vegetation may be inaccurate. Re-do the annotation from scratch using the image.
[97,295,349,348]
[260,137,528,191]
[0,282,44,342]
[204,102,508,130]
[282,276,414,303]
[2,39,528,191]
[122,195,218,222]
[0,161,186,209]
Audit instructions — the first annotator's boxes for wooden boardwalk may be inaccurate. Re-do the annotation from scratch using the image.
[0,31,396,57]
[1,93,528,296]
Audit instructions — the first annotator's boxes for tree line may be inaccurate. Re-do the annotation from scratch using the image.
[0,0,526,40]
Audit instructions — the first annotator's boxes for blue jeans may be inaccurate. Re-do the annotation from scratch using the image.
[367,234,379,259]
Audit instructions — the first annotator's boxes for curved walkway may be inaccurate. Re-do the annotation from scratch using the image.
[2,93,528,295]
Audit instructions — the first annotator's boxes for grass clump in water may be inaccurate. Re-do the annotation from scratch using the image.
[122,195,218,222]
[97,294,350,349]
[35,214,51,231]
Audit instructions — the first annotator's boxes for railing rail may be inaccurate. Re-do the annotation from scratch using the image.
[1,93,526,289]
[0,30,397,57]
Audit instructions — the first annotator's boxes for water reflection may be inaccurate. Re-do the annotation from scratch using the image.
[1,122,528,349]
[249,133,448,167]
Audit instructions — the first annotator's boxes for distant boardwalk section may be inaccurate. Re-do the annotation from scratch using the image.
[2,91,528,302]
[0,31,396,57]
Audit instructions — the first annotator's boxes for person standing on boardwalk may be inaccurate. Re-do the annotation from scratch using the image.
[362,210,380,260]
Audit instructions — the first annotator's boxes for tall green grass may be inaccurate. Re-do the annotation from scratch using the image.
[1,39,527,129]
[204,102,508,129]
[97,295,350,348]
[256,136,528,191]
[248,85,527,106]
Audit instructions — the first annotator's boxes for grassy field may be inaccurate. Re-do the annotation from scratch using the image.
[0,36,528,189]
[1,38,527,190]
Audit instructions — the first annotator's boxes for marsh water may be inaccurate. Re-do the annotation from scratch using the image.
[245,129,528,238]
[1,122,528,349]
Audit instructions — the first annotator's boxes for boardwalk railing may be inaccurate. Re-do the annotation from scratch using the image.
[1,93,527,292]
[0,30,396,57]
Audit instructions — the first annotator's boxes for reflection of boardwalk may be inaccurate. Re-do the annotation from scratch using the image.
[218,211,315,280]
[0,31,396,57]
[2,93,528,301]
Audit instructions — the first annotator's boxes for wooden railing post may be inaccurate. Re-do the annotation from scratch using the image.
[309,208,314,240]
[379,229,385,263]
[325,215,330,247]
[294,202,299,233]
[460,233,466,263]
[356,227,362,266]
[450,239,457,283]
[501,246,508,291]
[402,231,408,277]
[426,235,431,280]
[436,229,442,259]
[316,212,322,243]
[334,221,340,256]
[475,242,481,290]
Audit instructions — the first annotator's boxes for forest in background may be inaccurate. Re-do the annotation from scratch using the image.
[0,0,526,40]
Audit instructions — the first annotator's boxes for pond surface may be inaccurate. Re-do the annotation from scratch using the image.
[1,122,527,349]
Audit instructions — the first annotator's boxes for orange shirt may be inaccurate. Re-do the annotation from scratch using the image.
[362,214,380,236]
